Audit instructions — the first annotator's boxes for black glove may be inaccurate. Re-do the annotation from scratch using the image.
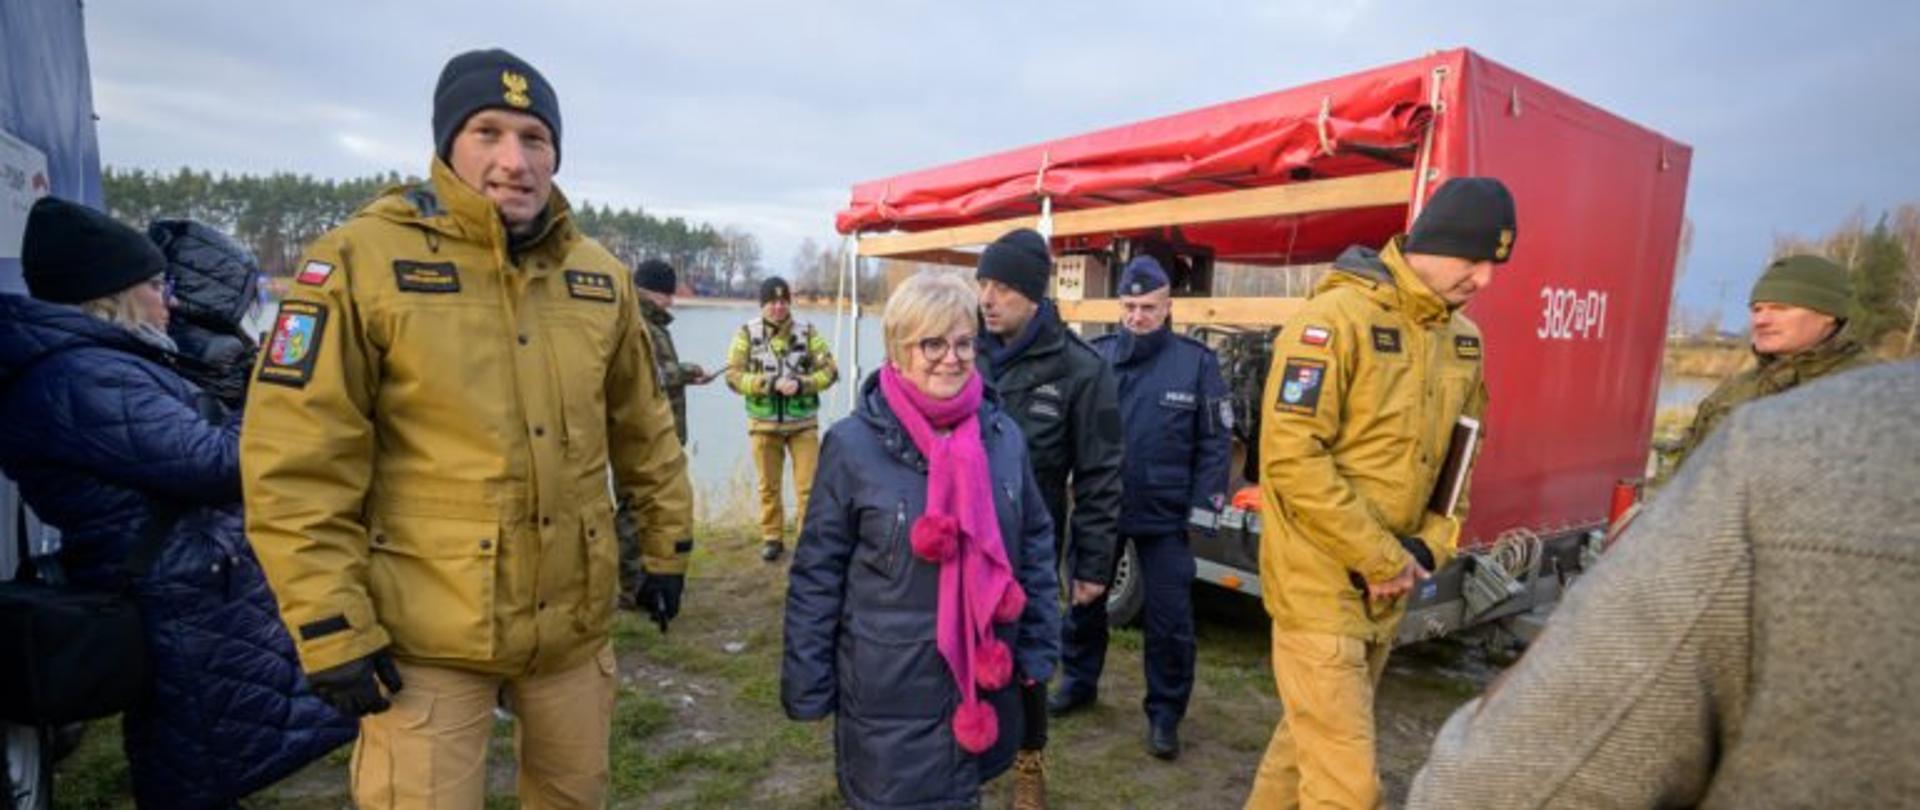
[635,572,685,633]
[1396,535,1437,573]
[307,647,404,717]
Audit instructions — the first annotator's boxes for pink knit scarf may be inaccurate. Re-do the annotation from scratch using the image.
[877,365,1026,754]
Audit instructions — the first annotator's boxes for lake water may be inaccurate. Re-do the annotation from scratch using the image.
[667,301,885,516]
[247,291,1721,511]
[1656,374,1716,410]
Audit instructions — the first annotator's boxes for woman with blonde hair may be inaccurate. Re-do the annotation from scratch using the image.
[783,271,1060,809]
[0,197,352,808]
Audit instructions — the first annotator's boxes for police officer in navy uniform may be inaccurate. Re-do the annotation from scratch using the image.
[1071,256,1231,759]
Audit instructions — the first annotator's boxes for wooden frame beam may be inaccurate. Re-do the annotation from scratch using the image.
[1057,296,1305,327]
[885,249,978,268]
[857,169,1413,258]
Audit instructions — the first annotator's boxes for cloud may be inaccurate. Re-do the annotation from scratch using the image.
[80,0,1920,310]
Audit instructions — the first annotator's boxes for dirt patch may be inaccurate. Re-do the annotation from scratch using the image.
[984,588,1493,809]
[60,529,1494,809]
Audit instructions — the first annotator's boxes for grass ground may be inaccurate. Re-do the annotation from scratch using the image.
[51,524,1494,809]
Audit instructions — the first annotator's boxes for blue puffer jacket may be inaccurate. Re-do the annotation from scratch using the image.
[782,371,1061,810]
[0,294,355,809]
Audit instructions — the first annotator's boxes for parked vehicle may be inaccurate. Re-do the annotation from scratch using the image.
[834,48,1692,642]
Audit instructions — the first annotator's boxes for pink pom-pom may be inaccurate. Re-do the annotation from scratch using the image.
[975,639,1013,691]
[911,514,959,562]
[992,584,1026,624]
[952,699,999,754]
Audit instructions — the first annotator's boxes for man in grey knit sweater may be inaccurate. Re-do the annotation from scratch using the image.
[1411,361,1918,809]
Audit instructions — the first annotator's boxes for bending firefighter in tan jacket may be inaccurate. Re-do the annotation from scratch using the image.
[241,49,692,808]
[1245,178,1511,810]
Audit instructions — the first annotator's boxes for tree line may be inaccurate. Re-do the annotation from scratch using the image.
[102,166,770,297]
[1771,204,1919,355]
[1667,204,1918,356]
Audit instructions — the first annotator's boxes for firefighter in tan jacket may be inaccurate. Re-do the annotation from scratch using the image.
[241,49,691,808]
[1244,178,1511,810]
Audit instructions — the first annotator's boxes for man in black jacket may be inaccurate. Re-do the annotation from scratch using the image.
[975,228,1124,810]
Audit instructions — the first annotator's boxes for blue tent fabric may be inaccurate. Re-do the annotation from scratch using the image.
[0,0,104,294]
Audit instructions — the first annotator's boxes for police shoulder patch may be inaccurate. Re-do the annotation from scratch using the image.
[393,260,461,293]
[565,269,617,302]
[258,300,328,389]
[1455,335,1483,359]
[1275,357,1327,416]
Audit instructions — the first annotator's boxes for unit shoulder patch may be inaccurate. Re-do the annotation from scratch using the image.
[393,260,461,293]
[258,300,328,389]
[1371,326,1402,354]
[565,269,617,302]
[1274,357,1328,416]
[296,260,335,287]
[1454,335,1483,359]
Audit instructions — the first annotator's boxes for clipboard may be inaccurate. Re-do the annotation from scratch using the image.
[1426,415,1481,518]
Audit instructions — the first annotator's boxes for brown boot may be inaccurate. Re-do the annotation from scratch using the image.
[1011,749,1048,810]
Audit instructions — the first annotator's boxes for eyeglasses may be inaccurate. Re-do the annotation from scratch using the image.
[913,335,977,362]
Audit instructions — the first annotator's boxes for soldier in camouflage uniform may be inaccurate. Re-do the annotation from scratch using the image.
[619,258,714,605]
[633,258,710,445]
[1672,255,1875,471]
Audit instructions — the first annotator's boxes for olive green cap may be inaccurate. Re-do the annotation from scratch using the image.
[1750,254,1851,319]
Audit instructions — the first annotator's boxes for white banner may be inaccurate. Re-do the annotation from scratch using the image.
[0,127,52,261]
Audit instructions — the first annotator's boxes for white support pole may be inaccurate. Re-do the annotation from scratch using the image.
[832,236,849,414]
[845,235,863,415]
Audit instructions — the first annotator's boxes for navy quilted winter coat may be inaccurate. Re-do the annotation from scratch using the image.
[0,294,354,808]
[782,371,1061,810]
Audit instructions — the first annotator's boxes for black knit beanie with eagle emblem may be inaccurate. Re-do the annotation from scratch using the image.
[432,48,563,171]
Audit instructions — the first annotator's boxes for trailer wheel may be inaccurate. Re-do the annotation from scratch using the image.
[3,724,53,810]
[1104,539,1144,627]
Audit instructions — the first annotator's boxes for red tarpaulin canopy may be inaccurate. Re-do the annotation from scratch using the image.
[833,48,1697,553]
[835,51,1447,256]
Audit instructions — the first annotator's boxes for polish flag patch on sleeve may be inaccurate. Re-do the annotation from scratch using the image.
[1300,325,1333,347]
[296,260,336,286]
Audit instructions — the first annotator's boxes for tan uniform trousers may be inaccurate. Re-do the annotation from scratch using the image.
[750,427,819,541]
[350,644,617,809]
[1244,628,1394,810]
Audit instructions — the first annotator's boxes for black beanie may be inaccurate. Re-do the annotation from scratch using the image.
[22,197,166,305]
[1405,177,1518,264]
[433,48,562,170]
[634,258,677,295]
[975,228,1052,302]
[760,276,792,305]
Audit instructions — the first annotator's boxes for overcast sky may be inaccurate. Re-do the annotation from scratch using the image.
[85,0,1918,314]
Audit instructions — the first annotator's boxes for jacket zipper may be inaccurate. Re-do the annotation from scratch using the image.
[884,499,907,576]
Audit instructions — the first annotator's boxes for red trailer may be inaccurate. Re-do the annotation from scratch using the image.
[834,48,1692,641]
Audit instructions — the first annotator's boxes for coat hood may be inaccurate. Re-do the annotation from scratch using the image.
[1325,237,1452,326]
[0,293,169,387]
[149,219,260,335]
[357,159,582,267]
